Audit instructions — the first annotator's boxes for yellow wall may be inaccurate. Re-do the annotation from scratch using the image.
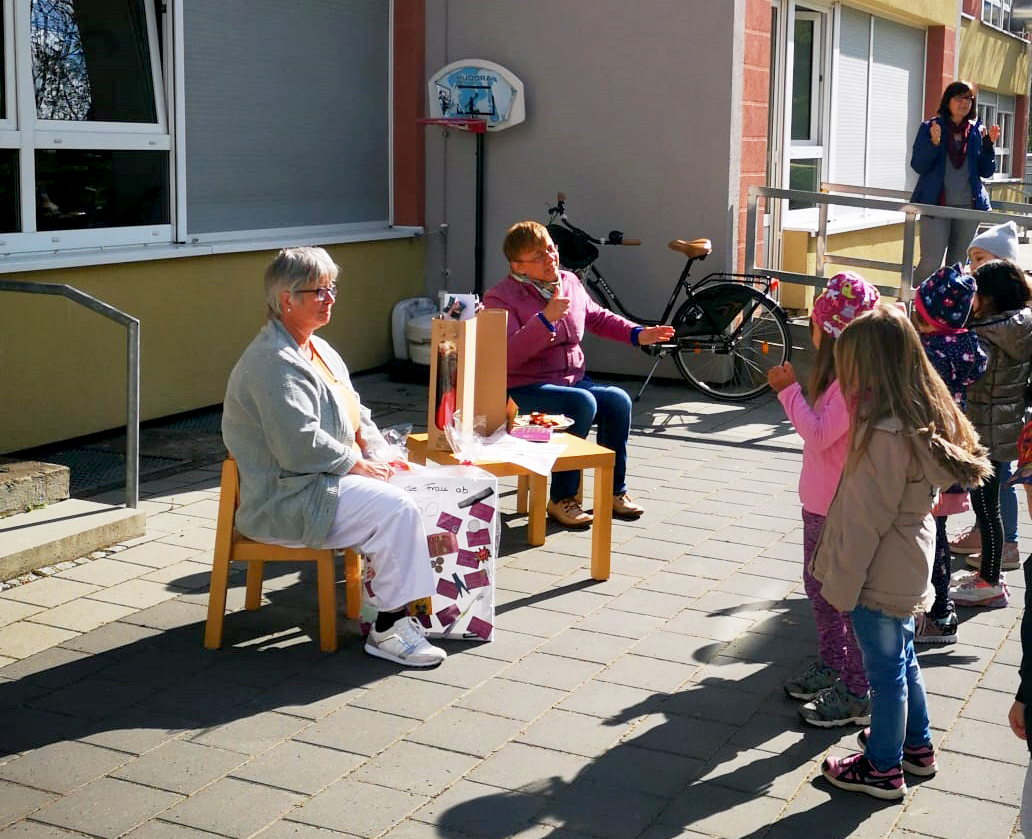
[844,0,954,27]
[959,19,1031,94]
[780,223,913,312]
[0,238,425,452]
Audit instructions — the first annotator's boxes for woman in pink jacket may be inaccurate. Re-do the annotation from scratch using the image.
[483,221,673,528]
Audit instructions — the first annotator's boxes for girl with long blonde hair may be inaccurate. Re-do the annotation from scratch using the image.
[814,305,989,800]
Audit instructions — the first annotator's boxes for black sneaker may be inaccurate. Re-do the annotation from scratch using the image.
[914,611,957,646]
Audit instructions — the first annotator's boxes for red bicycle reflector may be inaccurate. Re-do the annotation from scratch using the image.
[769,278,780,291]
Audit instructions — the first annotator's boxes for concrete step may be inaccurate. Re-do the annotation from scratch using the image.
[0,499,146,581]
[0,460,70,517]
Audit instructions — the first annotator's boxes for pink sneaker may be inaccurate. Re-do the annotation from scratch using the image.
[822,752,906,800]
[949,527,981,555]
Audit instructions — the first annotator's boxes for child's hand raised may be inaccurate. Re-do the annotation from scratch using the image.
[767,362,797,393]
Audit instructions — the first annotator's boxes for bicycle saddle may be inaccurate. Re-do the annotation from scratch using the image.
[667,238,712,259]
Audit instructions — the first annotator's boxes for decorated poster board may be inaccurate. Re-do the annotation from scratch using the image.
[392,467,498,641]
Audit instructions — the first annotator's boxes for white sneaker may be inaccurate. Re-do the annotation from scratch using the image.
[365,616,447,667]
[951,576,1009,608]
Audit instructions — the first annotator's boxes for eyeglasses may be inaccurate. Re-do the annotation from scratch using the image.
[518,245,558,264]
[295,284,337,303]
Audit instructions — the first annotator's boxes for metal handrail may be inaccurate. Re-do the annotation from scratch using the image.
[745,184,1032,302]
[0,281,139,508]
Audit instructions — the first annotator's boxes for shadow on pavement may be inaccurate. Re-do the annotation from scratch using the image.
[436,603,911,839]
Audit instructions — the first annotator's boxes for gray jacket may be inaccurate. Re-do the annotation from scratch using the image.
[965,308,1032,462]
[222,318,386,547]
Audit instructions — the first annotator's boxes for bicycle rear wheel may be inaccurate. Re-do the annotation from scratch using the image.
[671,283,790,401]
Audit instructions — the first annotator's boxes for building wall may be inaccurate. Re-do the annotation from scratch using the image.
[424,0,744,376]
[0,240,425,452]
[959,18,1031,95]
[780,224,911,310]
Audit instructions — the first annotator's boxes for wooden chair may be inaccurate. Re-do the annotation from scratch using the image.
[204,457,361,653]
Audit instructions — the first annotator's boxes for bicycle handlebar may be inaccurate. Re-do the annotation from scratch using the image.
[548,192,640,246]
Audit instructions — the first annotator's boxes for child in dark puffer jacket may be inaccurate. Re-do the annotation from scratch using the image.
[951,259,1032,608]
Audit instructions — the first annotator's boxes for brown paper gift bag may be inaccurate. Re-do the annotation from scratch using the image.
[426,309,508,451]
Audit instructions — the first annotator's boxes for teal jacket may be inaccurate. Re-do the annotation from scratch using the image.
[222,318,385,547]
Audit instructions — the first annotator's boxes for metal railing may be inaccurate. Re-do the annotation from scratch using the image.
[0,281,139,508]
[745,183,1032,302]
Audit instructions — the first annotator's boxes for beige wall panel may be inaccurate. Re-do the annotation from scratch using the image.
[959,22,1031,94]
[851,0,955,27]
[1,239,424,451]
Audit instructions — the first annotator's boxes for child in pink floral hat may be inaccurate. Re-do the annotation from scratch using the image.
[768,271,880,728]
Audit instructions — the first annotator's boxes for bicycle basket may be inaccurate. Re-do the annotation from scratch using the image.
[547,224,599,270]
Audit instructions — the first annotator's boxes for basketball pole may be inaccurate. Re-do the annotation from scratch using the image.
[474,131,485,296]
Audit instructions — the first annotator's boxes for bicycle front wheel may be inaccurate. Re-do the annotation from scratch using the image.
[672,284,791,401]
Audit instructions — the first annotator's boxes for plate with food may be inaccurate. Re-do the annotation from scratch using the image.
[513,412,574,431]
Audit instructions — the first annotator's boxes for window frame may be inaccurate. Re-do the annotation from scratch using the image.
[982,0,1013,31]
[784,5,831,217]
[0,0,404,262]
[978,91,1014,177]
[0,0,172,253]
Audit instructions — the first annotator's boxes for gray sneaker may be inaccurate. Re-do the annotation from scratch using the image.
[784,660,838,701]
[800,682,871,728]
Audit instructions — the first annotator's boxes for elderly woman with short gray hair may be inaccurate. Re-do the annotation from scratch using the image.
[222,246,444,667]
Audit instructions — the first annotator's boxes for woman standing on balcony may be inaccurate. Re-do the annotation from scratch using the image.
[911,80,999,282]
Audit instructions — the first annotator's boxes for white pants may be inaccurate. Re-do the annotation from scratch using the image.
[322,475,433,612]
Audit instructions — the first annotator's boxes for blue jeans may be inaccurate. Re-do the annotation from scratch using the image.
[998,460,1018,544]
[508,377,631,502]
[850,605,932,771]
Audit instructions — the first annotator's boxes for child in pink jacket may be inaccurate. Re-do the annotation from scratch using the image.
[768,271,881,728]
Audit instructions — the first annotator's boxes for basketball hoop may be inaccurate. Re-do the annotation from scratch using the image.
[417,117,487,134]
[424,60,524,295]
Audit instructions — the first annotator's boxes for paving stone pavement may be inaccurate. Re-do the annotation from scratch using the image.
[1,374,1029,839]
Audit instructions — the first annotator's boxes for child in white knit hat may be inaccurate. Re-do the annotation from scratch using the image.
[968,220,1019,272]
[949,221,1025,567]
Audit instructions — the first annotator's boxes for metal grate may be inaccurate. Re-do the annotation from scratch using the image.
[160,409,223,434]
[43,448,186,497]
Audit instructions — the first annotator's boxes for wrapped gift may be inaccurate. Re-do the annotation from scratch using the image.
[391,465,498,641]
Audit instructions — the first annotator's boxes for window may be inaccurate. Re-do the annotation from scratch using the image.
[828,8,924,207]
[787,10,824,210]
[0,0,170,253]
[978,91,1015,176]
[179,0,389,240]
[982,0,1013,31]
[1,0,393,258]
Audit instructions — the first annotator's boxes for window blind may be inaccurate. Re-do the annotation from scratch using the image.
[182,0,389,236]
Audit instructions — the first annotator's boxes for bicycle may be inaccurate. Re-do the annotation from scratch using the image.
[545,192,792,401]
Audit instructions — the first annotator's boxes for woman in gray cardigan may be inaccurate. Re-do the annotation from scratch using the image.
[222,247,445,667]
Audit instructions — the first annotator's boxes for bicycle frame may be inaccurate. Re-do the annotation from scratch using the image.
[545,194,790,401]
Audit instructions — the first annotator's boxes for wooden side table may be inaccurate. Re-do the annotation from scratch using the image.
[405,432,615,581]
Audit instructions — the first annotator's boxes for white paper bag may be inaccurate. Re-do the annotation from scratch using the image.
[391,465,497,641]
